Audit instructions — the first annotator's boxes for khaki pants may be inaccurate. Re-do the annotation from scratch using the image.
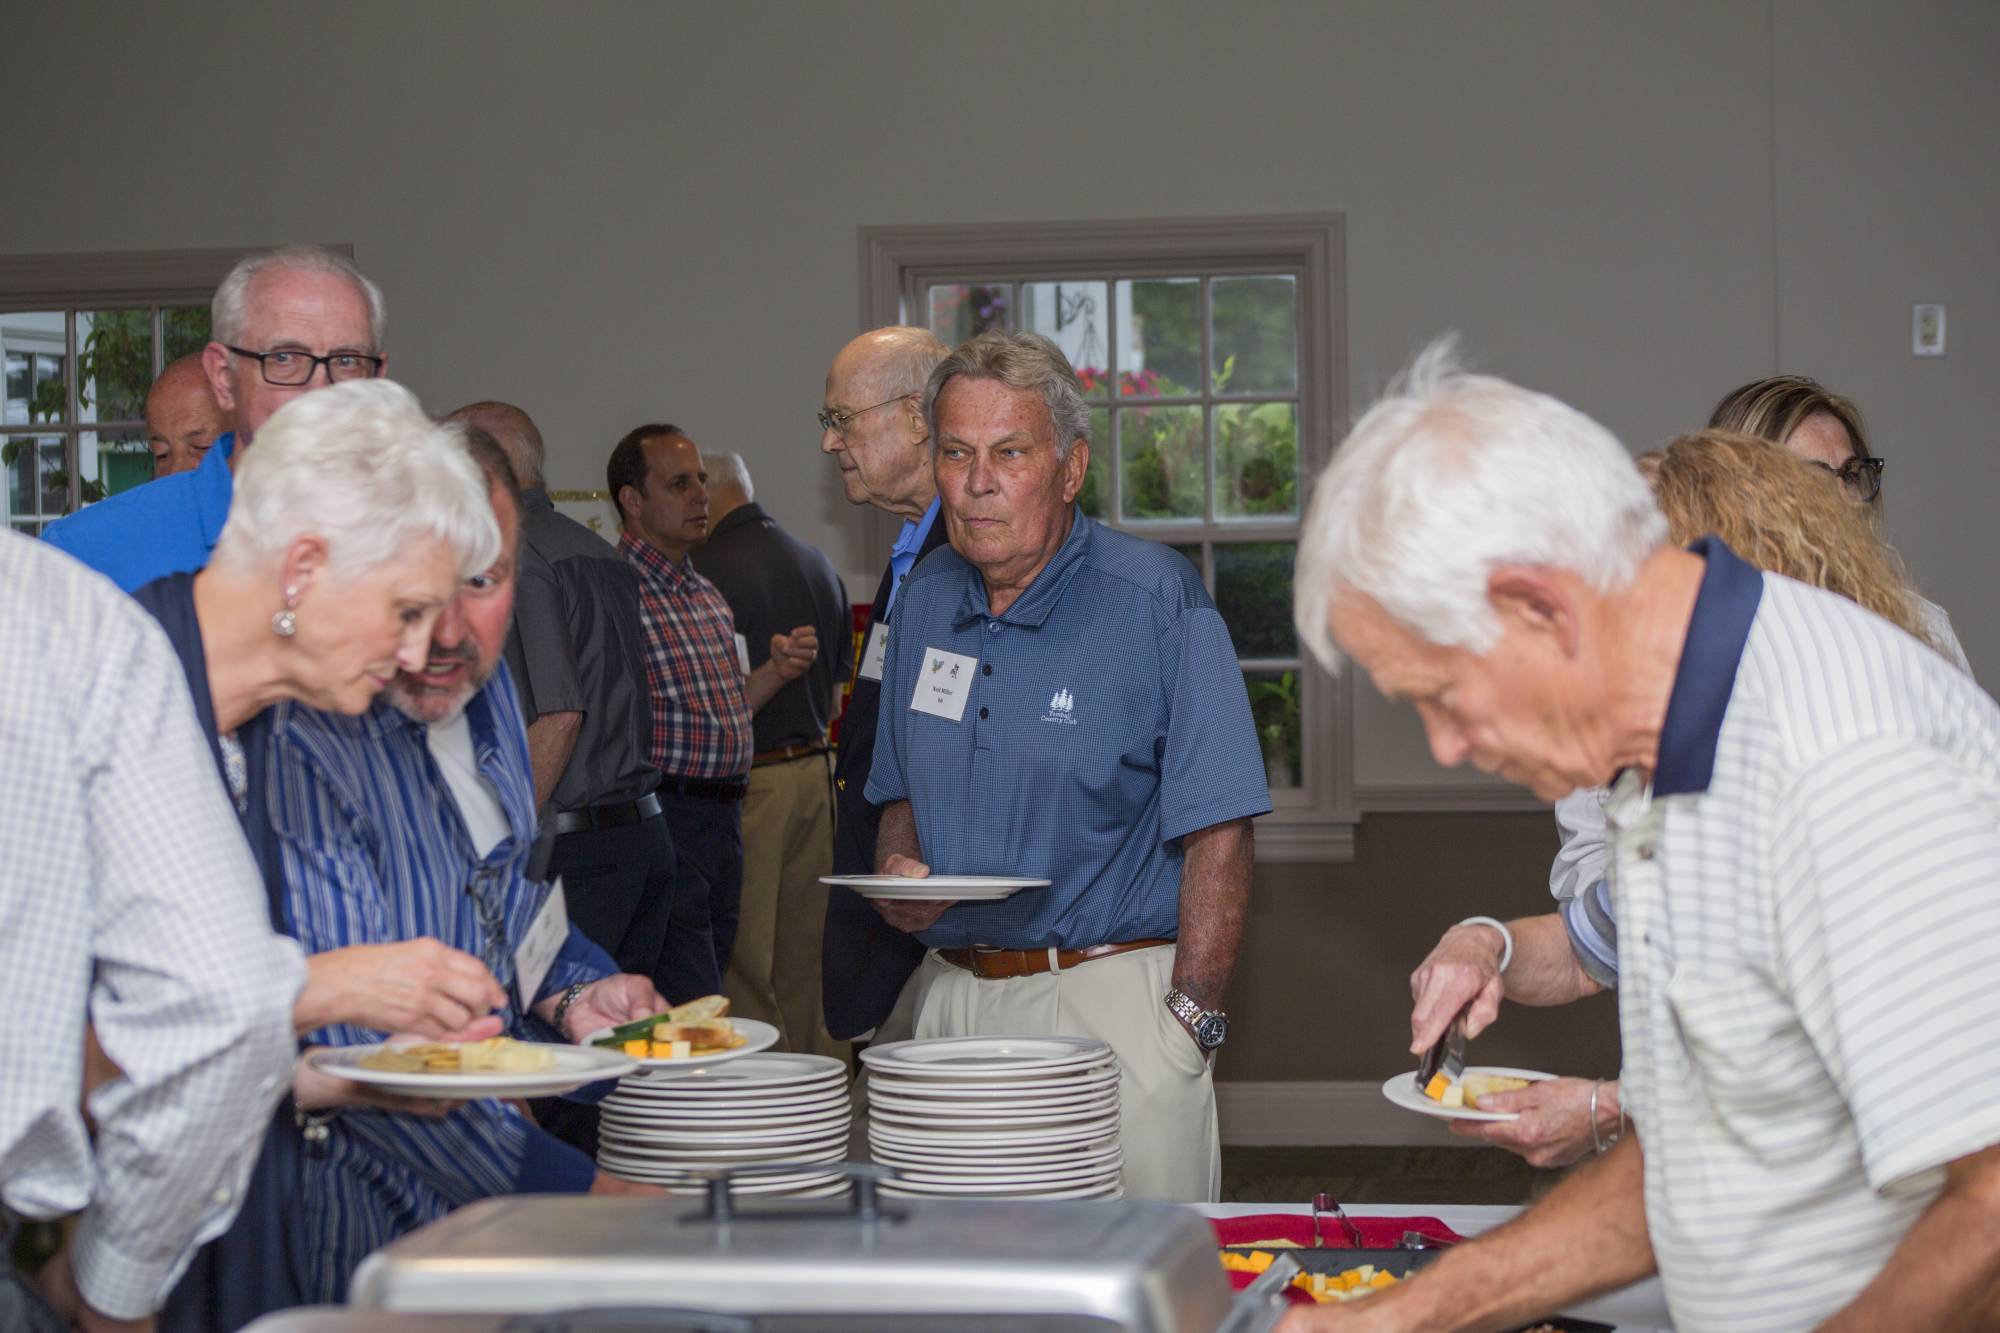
[723,754,848,1061]
[912,944,1219,1202]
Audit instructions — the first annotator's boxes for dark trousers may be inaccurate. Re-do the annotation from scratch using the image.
[550,815,678,991]
[2,1209,63,1333]
[658,792,745,1002]
[538,814,677,1158]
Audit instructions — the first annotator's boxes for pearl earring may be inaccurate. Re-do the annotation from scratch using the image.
[271,587,299,638]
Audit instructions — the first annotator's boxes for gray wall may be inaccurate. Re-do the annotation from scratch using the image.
[6,2,1990,1078]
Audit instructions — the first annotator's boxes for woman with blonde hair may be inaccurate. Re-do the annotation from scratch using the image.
[1407,427,1969,1169]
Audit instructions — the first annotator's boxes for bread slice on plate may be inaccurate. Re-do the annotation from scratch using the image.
[1462,1073,1530,1108]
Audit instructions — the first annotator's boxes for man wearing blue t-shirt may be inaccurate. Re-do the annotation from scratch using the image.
[45,245,386,591]
[867,331,1271,1202]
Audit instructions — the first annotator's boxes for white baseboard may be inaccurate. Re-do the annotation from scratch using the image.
[1217,1080,1463,1147]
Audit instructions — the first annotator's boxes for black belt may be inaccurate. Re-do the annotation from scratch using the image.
[553,792,662,835]
[658,773,750,803]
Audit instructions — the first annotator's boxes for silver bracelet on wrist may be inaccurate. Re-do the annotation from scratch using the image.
[1589,1078,1623,1155]
[551,980,590,1036]
[1457,915,1514,973]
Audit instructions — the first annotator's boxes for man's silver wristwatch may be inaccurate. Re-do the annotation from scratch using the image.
[1164,987,1229,1051]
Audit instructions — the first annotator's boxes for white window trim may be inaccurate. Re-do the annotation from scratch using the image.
[858,215,1354,862]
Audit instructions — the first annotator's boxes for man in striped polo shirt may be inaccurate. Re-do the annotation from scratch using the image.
[1283,342,2000,1332]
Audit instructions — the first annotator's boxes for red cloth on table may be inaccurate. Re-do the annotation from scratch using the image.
[1214,1213,1466,1305]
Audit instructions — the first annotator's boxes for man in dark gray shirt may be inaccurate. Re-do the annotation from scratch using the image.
[448,403,675,1000]
[692,452,853,1057]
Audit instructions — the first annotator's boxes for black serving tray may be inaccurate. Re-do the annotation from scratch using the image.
[1223,1248,1612,1333]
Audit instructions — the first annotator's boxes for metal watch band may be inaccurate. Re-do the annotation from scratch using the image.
[1164,986,1220,1029]
[550,980,590,1035]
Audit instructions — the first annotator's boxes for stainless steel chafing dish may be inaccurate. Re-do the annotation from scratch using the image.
[315,1166,1296,1333]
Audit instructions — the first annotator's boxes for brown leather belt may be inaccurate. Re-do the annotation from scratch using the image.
[752,742,831,768]
[937,938,1172,980]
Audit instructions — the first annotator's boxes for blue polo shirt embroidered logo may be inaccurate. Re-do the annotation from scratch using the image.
[1042,688,1077,725]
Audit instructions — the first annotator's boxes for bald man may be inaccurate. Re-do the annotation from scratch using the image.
[445,402,666,1155]
[145,355,227,479]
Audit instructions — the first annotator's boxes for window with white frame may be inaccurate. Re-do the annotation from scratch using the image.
[0,247,283,535]
[862,216,1353,860]
[2,306,213,534]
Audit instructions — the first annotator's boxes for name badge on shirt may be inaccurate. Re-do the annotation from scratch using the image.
[859,621,890,683]
[514,878,568,1010]
[733,632,751,676]
[910,647,977,723]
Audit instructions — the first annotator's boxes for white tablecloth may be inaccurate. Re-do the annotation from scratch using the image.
[1191,1202,1672,1330]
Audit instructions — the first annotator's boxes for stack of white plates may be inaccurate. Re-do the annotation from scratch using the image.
[597,1053,852,1197]
[861,1036,1122,1200]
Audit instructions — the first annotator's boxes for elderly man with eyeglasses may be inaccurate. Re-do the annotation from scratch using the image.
[815,327,959,1050]
[46,244,387,592]
[865,331,1271,1202]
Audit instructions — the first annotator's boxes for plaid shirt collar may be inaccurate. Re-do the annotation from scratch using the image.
[618,531,693,587]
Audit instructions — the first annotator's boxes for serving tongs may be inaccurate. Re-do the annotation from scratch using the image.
[1310,1192,1362,1248]
[1413,1004,1469,1097]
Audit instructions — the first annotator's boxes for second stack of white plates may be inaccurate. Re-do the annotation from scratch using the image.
[861,1036,1122,1200]
[597,1052,852,1197]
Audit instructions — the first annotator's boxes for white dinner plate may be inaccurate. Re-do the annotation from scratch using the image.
[867,1087,1118,1118]
[870,1140,1121,1171]
[869,1117,1118,1149]
[1379,1065,1554,1123]
[869,1102,1117,1131]
[602,1103,850,1131]
[884,1157,1122,1187]
[820,875,1051,902]
[597,1138,849,1168]
[602,1096,851,1125]
[307,1042,635,1100]
[620,1052,847,1091]
[585,1018,781,1071]
[865,1068,1119,1100]
[880,1178,1121,1200]
[660,1181,853,1200]
[599,1114,852,1147]
[861,1036,1114,1080]
[597,1164,849,1190]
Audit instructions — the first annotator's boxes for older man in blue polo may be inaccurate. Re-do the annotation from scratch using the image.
[865,330,1270,1202]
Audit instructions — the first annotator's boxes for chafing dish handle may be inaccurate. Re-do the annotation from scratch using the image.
[693,1161,904,1224]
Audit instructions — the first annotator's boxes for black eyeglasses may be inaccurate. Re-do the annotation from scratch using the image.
[1809,455,1885,503]
[817,393,913,436]
[225,344,385,387]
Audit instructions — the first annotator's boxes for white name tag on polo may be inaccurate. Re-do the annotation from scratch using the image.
[910,647,977,722]
[733,632,751,676]
[858,622,890,683]
[514,878,569,1009]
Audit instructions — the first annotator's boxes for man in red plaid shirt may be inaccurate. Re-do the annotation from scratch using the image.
[608,425,817,997]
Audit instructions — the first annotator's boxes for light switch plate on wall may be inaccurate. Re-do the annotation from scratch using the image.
[1913,303,1947,356]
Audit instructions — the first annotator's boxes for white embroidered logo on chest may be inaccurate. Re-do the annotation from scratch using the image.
[1041,688,1078,725]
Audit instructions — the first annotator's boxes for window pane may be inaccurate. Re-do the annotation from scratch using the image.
[1077,407,1110,519]
[927,284,1012,344]
[4,355,26,424]
[3,434,41,518]
[1019,281,1109,398]
[1117,278,1199,397]
[1117,404,1202,521]
[163,306,213,362]
[1211,275,1298,395]
[39,438,67,514]
[1244,668,1302,790]
[1,312,67,424]
[1214,402,1299,520]
[83,429,151,501]
[10,519,39,538]
[78,310,152,423]
[1214,541,1298,658]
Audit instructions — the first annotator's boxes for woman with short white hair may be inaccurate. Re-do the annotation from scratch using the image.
[120,379,514,1332]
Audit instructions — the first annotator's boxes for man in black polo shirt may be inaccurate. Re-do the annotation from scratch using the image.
[692,452,853,1057]
[447,403,674,995]
[815,326,952,1043]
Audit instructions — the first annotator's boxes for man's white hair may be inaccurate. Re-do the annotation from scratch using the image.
[707,451,754,502]
[1293,337,1668,670]
[212,379,499,582]
[212,244,386,349]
